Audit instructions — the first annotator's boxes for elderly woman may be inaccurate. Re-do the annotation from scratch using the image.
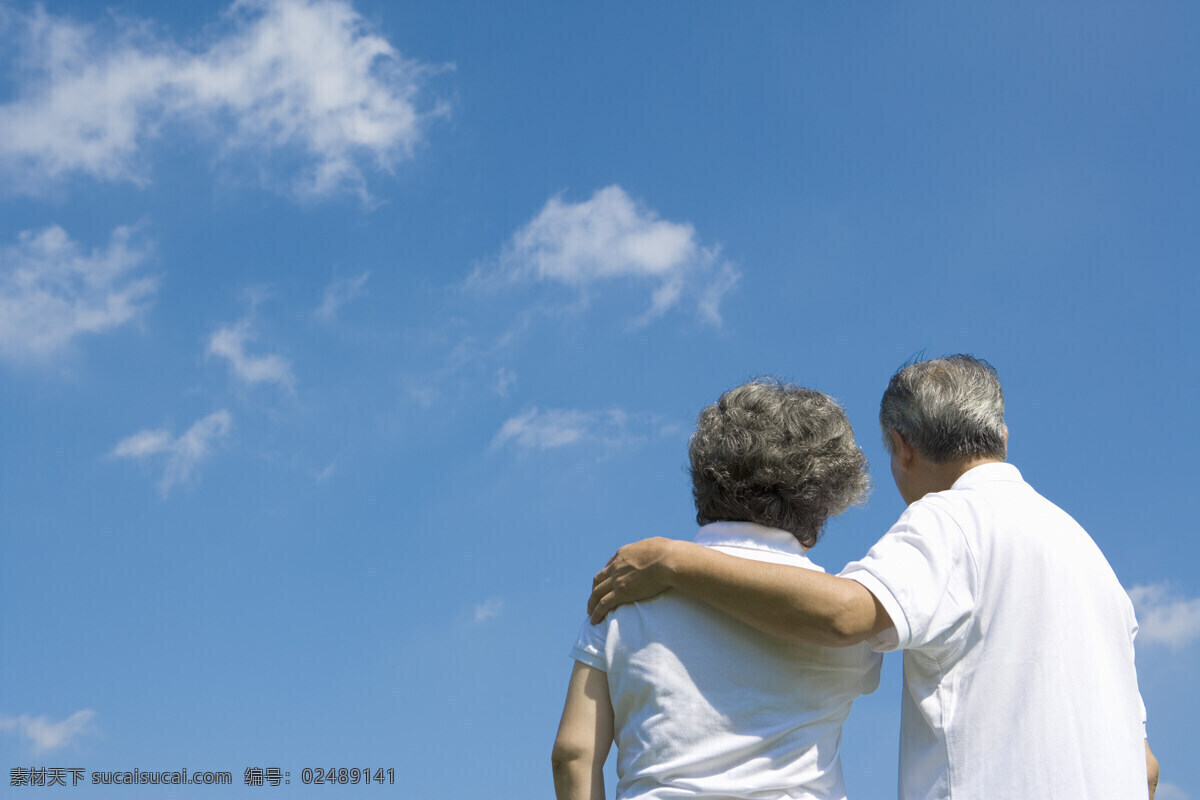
[552,380,882,800]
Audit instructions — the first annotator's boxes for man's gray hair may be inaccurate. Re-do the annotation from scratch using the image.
[690,379,870,549]
[879,354,1007,463]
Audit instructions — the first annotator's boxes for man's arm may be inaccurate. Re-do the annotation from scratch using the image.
[588,538,893,647]
[551,662,614,800]
[1146,740,1159,799]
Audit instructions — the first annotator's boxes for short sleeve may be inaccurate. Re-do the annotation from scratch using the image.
[840,497,978,654]
[569,616,609,672]
[1131,605,1148,738]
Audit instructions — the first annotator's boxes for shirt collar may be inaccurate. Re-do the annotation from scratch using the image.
[693,521,807,556]
[951,461,1024,490]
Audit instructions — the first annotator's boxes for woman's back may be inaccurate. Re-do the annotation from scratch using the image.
[572,522,881,800]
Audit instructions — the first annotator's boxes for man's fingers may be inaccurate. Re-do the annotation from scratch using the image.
[589,590,613,624]
[592,551,620,589]
[587,575,611,616]
[588,543,650,622]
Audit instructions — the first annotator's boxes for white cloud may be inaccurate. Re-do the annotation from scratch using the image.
[1127,583,1200,648]
[510,186,696,283]
[493,408,592,450]
[110,428,174,458]
[494,366,517,398]
[312,447,348,484]
[489,186,739,326]
[208,321,295,390]
[399,309,544,410]
[0,709,96,753]
[315,271,369,321]
[473,597,504,624]
[112,410,233,496]
[0,0,446,198]
[697,261,742,327]
[314,460,338,483]
[0,225,157,362]
[491,406,676,454]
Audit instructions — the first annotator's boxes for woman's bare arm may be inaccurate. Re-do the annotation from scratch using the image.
[551,662,614,800]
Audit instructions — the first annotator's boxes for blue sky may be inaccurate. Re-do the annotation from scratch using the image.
[1,1,1197,797]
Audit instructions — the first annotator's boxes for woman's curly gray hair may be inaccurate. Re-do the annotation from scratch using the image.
[690,379,871,548]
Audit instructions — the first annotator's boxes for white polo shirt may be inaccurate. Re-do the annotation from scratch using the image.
[841,463,1146,800]
[572,521,882,800]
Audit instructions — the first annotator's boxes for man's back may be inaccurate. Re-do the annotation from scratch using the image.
[843,463,1146,799]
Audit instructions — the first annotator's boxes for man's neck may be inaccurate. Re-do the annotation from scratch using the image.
[944,456,1005,486]
[912,457,1005,502]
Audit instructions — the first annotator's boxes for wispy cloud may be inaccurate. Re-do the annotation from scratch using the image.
[0,0,447,199]
[480,186,739,326]
[1127,583,1200,648]
[207,321,295,390]
[0,710,96,753]
[493,408,592,450]
[494,367,517,398]
[315,271,369,322]
[0,225,157,363]
[111,410,233,496]
[473,597,504,624]
[491,407,679,454]
[399,307,545,409]
[312,446,349,484]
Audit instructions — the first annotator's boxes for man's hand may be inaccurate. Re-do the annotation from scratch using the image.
[588,538,678,623]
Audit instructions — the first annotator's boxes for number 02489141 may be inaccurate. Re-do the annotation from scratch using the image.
[300,768,394,785]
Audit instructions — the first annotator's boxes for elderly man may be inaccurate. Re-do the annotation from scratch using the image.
[589,356,1158,800]
[553,380,883,800]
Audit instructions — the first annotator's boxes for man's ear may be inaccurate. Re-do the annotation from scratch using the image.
[1002,425,1009,445]
[888,429,914,468]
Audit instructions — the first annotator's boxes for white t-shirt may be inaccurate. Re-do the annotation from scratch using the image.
[572,521,882,800]
[841,463,1146,800]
